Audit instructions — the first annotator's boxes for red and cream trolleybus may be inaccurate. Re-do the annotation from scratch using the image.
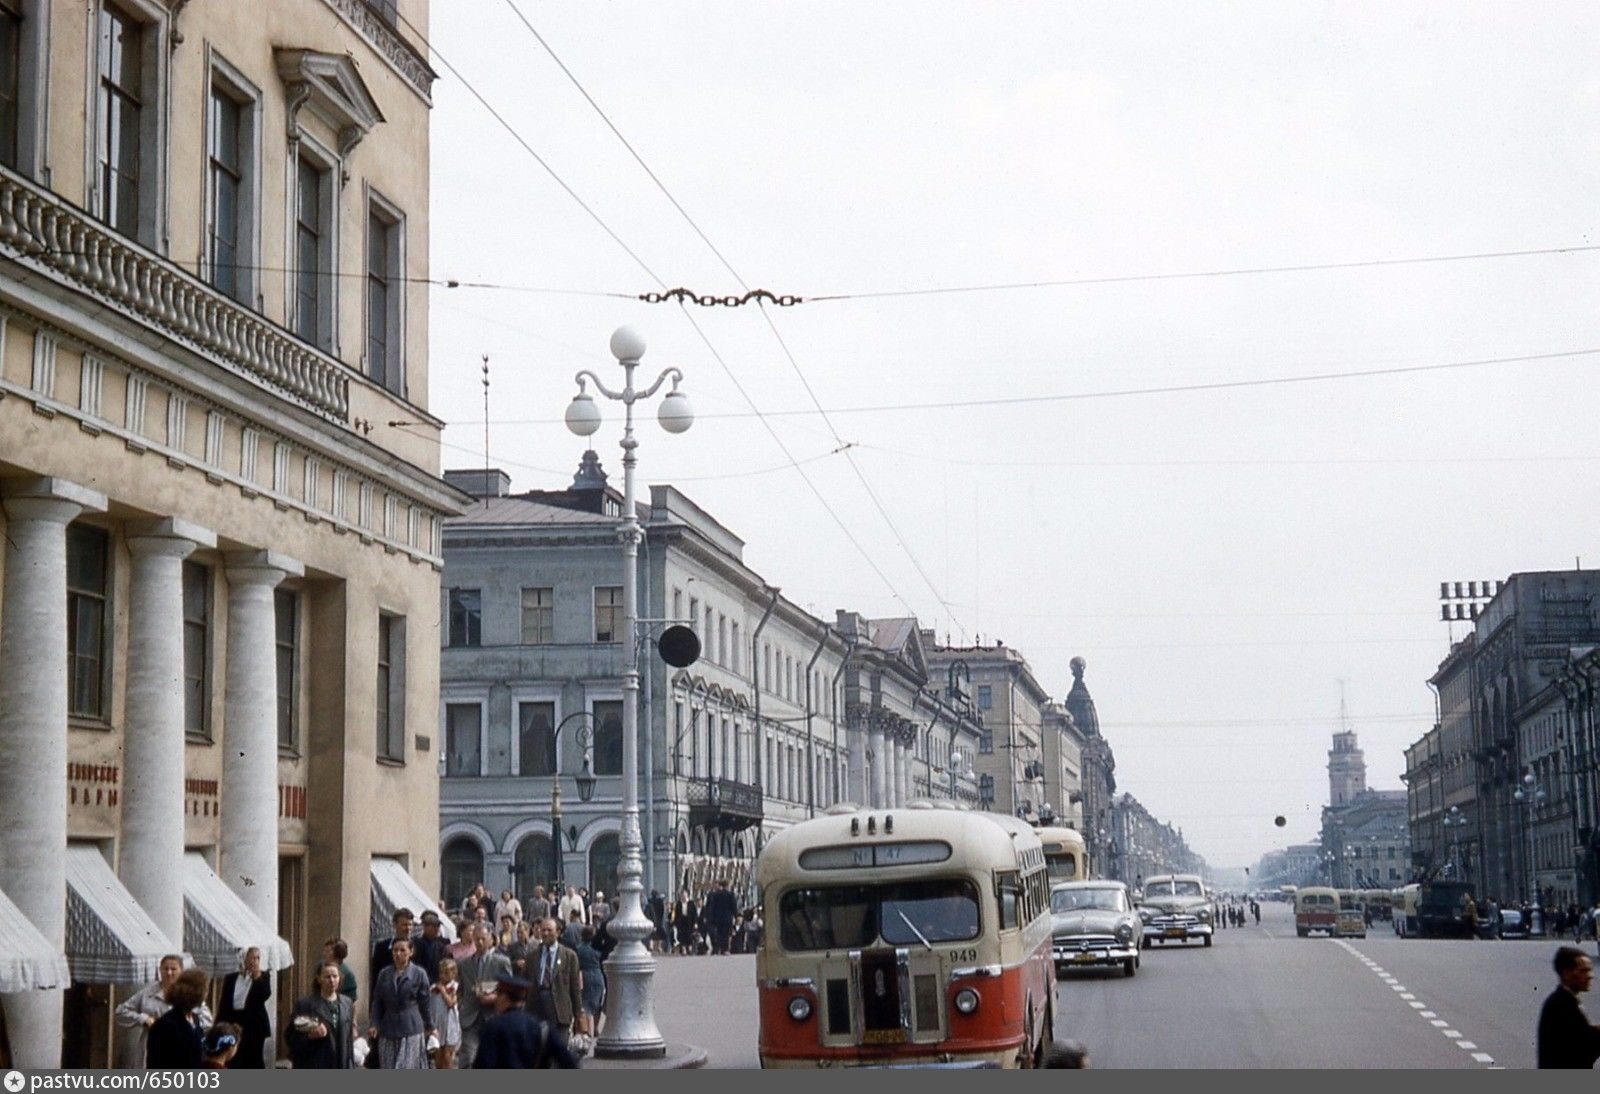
[1035,825,1088,883]
[755,803,1056,1068]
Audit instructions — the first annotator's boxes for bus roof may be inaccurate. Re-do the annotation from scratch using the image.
[1032,825,1086,853]
[755,807,1044,888]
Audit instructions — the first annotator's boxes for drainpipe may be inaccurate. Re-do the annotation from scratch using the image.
[831,639,856,806]
[804,623,831,818]
[750,587,780,805]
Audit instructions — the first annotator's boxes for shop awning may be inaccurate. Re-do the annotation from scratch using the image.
[64,845,179,983]
[370,857,456,942]
[181,853,294,974]
[0,883,70,992]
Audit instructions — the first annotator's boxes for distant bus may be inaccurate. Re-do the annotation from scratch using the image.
[1035,826,1087,883]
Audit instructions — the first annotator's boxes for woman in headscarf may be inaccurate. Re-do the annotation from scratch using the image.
[217,946,272,1068]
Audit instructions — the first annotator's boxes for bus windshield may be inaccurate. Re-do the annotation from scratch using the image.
[778,879,981,950]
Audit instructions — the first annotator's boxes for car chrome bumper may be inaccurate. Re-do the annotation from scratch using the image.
[1143,924,1212,939]
[1052,943,1138,966]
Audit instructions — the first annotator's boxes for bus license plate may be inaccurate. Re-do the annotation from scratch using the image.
[862,1029,907,1045]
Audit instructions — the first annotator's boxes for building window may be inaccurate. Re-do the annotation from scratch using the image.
[0,0,20,169]
[447,587,481,647]
[206,87,243,300]
[275,589,298,749]
[977,685,992,710]
[293,152,332,349]
[444,702,481,776]
[594,586,622,643]
[95,4,145,238]
[672,588,682,622]
[376,613,406,761]
[182,562,210,739]
[365,0,398,23]
[520,587,553,644]
[366,198,404,395]
[517,701,555,778]
[730,623,740,673]
[66,525,109,719]
[593,700,623,775]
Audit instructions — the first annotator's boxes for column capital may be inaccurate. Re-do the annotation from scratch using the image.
[224,549,305,584]
[126,517,217,556]
[1,476,107,522]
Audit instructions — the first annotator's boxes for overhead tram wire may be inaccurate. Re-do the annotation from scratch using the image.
[497,2,964,633]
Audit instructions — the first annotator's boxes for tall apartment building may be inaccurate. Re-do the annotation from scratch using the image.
[0,0,457,1067]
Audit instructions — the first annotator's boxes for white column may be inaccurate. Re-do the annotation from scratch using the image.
[0,478,106,1068]
[869,723,888,808]
[886,734,899,807]
[899,738,913,804]
[120,519,215,945]
[220,551,301,930]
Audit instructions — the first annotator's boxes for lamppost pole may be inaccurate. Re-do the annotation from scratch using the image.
[566,327,691,1059]
[549,712,595,885]
[1514,772,1547,936]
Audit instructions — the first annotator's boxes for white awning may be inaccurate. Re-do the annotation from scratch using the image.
[65,845,179,984]
[370,857,456,942]
[181,853,294,974]
[0,883,70,992]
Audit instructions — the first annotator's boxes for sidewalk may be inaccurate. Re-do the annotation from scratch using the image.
[580,953,759,1069]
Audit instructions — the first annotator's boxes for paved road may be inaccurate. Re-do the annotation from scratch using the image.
[638,902,1580,1068]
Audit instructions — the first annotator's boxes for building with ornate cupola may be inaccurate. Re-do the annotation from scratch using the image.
[0,0,459,1067]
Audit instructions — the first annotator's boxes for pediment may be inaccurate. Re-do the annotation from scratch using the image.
[276,49,385,155]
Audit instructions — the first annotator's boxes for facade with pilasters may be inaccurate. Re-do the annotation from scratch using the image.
[0,0,456,1067]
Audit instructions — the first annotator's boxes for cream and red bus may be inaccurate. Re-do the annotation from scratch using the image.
[755,803,1056,1068]
[1035,825,1088,883]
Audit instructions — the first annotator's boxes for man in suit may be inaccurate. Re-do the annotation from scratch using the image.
[526,917,587,1049]
[703,880,739,955]
[370,907,414,996]
[455,924,513,1070]
[1538,946,1600,1067]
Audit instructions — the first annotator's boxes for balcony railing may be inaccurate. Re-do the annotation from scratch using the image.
[686,777,763,831]
[0,168,349,421]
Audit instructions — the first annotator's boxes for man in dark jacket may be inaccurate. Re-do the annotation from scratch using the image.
[702,880,739,955]
[473,978,578,1068]
[1538,946,1600,1067]
[411,911,449,983]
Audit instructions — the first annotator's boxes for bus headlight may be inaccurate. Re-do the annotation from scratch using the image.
[787,996,812,1021]
[953,988,980,1015]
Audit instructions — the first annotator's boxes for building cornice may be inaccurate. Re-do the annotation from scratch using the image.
[319,0,436,104]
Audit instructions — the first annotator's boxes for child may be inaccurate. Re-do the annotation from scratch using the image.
[201,1022,241,1069]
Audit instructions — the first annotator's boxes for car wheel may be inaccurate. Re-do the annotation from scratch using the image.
[1124,957,1136,977]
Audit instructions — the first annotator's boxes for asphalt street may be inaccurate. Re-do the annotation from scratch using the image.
[638,902,1583,1068]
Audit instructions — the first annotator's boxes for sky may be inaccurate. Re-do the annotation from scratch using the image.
[422,2,1600,869]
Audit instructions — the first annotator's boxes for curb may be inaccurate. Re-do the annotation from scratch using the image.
[583,1042,709,1069]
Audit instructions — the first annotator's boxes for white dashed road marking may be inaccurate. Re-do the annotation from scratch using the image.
[1333,939,1497,1068]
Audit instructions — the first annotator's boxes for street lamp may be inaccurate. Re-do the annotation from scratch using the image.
[1513,771,1547,936]
[565,326,691,1059]
[948,748,967,801]
[1442,805,1467,879]
[550,712,597,882]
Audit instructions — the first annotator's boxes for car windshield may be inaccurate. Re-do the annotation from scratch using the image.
[1170,880,1203,897]
[778,879,981,951]
[1052,887,1127,913]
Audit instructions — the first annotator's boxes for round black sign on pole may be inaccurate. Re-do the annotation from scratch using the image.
[657,625,701,667]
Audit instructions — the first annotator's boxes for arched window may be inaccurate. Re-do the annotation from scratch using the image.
[691,829,704,855]
[513,833,556,898]
[593,700,623,775]
[675,831,688,854]
[441,837,484,909]
[589,833,620,901]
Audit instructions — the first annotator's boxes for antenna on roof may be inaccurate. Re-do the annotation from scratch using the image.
[481,355,491,499]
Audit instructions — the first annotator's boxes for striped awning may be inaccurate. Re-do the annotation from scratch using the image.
[64,844,179,983]
[370,857,456,942]
[0,883,70,992]
[181,853,294,974]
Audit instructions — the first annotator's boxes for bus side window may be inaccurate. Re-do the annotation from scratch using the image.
[997,871,1020,929]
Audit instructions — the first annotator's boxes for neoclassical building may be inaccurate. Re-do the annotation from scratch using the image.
[438,461,987,909]
[0,0,457,1067]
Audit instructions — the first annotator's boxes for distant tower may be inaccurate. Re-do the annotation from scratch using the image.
[1328,682,1366,806]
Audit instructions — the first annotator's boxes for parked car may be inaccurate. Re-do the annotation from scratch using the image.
[1498,909,1530,939]
[1050,880,1141,977]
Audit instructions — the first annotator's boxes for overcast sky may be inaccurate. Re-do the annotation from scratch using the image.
[424,2,1600,868]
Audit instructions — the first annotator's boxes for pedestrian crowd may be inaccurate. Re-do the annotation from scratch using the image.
[121,875,763,1071]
